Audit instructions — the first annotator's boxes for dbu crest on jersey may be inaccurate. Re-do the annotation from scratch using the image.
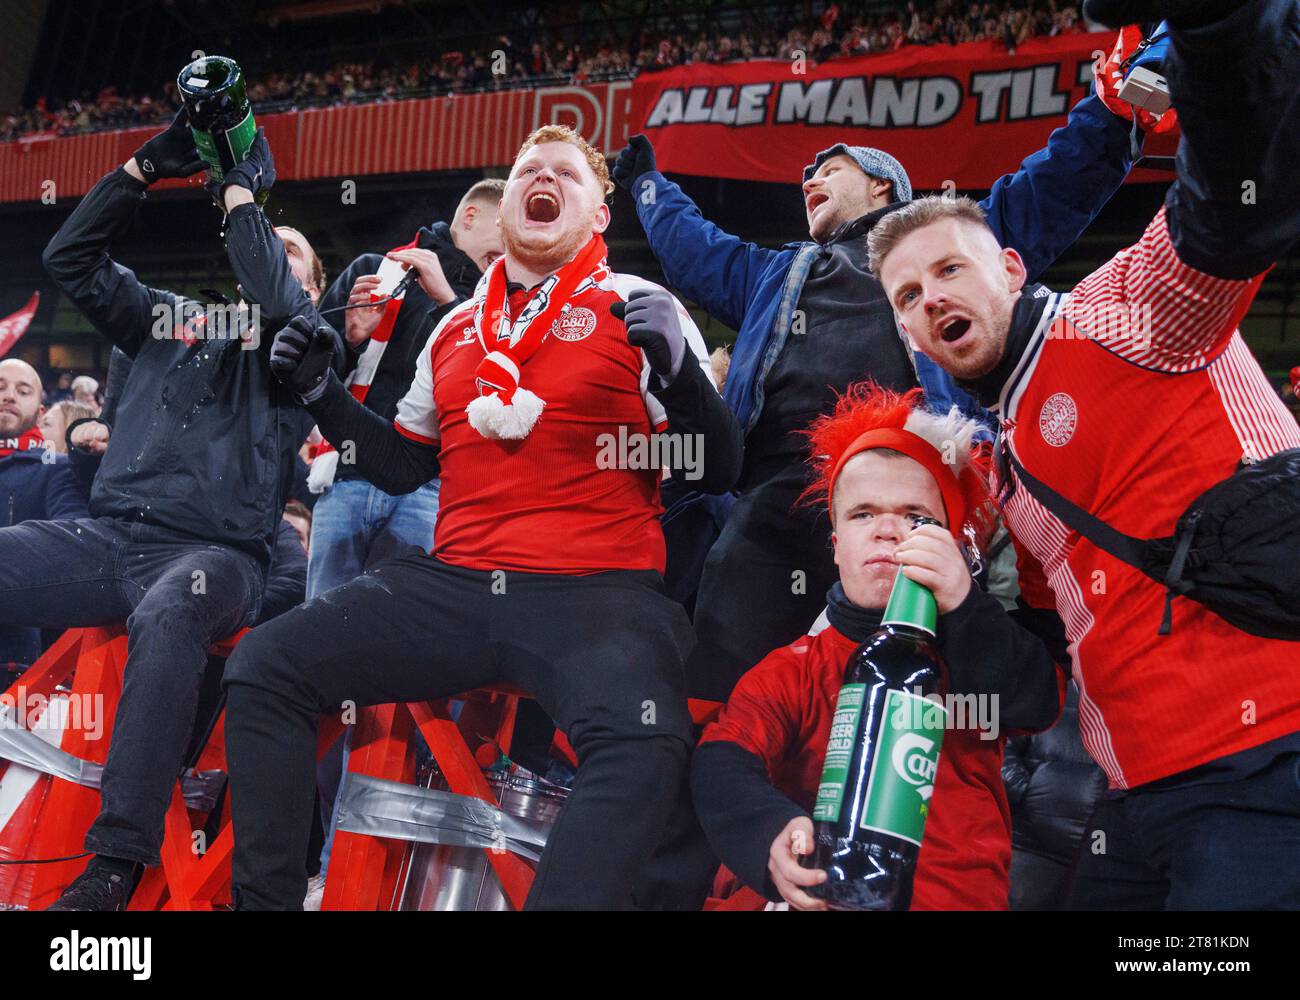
[1039,392,1078,447]
[552,306,597,342]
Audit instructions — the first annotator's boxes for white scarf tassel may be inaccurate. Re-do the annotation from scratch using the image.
[307,448,341,494]
[466,388,546,440]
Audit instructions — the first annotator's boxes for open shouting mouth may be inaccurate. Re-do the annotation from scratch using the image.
[937,315,972,344]
[525,190,561,224]
[806,191,829,216]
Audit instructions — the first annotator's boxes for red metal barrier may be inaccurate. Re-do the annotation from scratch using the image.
[0,626,243,910]
[0,628,723,911]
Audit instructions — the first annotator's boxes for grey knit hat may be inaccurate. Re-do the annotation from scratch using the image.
[803,143,913,203]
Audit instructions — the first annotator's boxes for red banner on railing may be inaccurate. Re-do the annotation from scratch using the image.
[0,34,1171,206]
[633,32,1124,190]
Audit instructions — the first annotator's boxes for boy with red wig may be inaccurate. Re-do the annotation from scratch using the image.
[691,384,1065,909]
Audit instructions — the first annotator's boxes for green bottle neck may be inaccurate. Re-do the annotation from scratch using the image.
[881,567,937,635]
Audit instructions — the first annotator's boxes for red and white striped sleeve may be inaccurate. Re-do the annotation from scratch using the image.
[1063,205,1266,373]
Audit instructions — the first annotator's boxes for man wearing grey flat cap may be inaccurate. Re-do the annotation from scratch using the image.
[614,82,1144,704]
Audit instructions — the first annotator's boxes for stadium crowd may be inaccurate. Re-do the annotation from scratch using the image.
[2,0,1094,142]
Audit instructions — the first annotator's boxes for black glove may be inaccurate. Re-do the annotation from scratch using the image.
[270,315,336,403]
[206,127,275,204]
[611,134,657,193]
[610,288,687,388]
[132,109,204,184]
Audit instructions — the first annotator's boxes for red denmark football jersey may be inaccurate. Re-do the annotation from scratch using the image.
[393,271,712,575]
[700,623,1013,910]
[990,207,1300,789]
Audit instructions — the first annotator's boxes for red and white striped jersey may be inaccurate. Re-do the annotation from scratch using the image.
[393,271,712,575]
[991,206,1300,789]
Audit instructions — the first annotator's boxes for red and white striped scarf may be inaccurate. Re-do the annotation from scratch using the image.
[466,233,609,440]
[310,233,420,492]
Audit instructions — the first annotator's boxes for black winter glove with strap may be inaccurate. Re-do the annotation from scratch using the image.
[610,288,686,389]
[270,315,337,403]
[206,127,276,204]
[132,110,204,184]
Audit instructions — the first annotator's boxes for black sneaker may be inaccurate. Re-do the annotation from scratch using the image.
[45,866,134,911]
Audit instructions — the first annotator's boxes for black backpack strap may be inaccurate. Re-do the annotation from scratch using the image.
[1002,441,1191,636]
[1001,442,1149,570]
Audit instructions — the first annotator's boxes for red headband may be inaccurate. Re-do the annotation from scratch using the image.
[828,427,967,539]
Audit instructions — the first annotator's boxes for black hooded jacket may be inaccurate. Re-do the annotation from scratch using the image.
[41,166,339,565]
[742,203,917,489]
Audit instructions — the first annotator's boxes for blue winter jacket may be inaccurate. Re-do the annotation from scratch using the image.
[0,449,88,527]
[632,94,1135,434]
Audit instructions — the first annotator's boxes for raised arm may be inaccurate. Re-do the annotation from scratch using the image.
[41,168,180,359]
[216,129,334,355]
[611,283,743,495]
[613,135,784,332]
[224,202,317,335]
[978,93,1133,282]
[41,111,204,358]
[1162,0,1300,280]
[935,583,1066,735]
[1065,0,1299,369]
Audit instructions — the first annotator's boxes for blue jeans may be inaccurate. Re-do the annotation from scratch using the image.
[306,477,441,600]
[306,477,440,874]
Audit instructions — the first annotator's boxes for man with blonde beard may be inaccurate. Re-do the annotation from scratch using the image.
[225,125,743,909]
[869,0,1300,908]
[0,359,88,680]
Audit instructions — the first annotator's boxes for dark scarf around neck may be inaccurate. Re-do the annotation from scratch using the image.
[825,581,886,643]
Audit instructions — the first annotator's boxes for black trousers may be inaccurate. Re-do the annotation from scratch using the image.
[0,516,263,865]
[1068,751,1300,910]
[222,551,696,910]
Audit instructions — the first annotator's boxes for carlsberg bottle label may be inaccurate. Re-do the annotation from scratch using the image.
[812,683,866,823]
[193,107,256,184]
[860,688,947,846]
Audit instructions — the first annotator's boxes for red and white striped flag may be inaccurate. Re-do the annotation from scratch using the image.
[0,292,39,357]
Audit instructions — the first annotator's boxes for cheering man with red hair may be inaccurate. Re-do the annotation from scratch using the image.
[225,125,742,909]
[691,385,1064,910]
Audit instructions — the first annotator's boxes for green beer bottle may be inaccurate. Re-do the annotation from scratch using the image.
[177,55,265,204]
[804,563,949,910]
